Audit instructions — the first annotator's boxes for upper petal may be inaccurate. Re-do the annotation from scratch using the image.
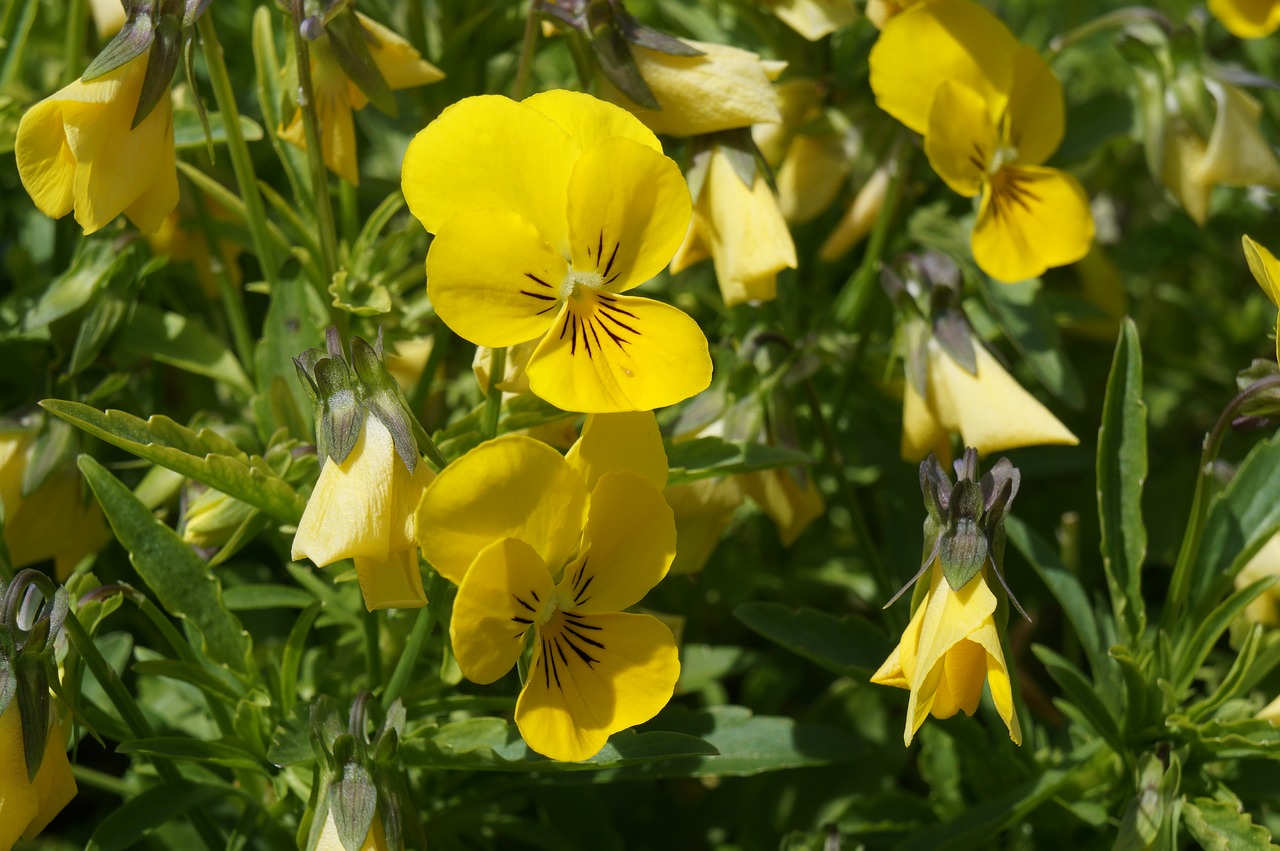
[565,411,669,492]
[910,564,998,704]
[971,165,1094,283]
[868,0,1017,135]
[426,207,568,348]
[402,95,579,254]
[523,90,662,154]
[565,137,691,294]
[525,293,712,413]
[1005,46,1064,168]
[900,373,952,463]
[416,435,589,584]
[515,611,679,761]
[924,80,997,197]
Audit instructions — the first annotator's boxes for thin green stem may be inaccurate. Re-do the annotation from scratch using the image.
[62,0,86,83]
[481,347,507,439]
[834,139,907,329]
[364,609,383,687]
[339,179,359,246]
[381,571,447,709]
[409,320,452,424]
[197,14,280,292]
[188,177,256,373]
[511,0,543,99]
[64,612,225,851]
[0,0,38,89]
[72,764,136,797]
[1048,6,1173,55]
[290,0,342,308]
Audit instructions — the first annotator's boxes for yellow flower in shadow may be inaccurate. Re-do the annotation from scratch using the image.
[16,49,177,234]
[1209,0,1280,37]
[417,412,679,761]
[291,413,434,611]
[279,14,443,185]
[872,561,1021,745]
[1243,235,1280,366]
[0,703,77,848]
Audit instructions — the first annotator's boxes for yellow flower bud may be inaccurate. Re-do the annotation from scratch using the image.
[740,468,825,548]
[182,486,254,551]
[776,133,849,224]
[764,0,859,41]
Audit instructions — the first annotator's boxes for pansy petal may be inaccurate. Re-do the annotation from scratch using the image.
[971,165,1094,283]
[451,537,554,684]
[0,702,39,849]
[868,0,1017,135]
[1243,236,1280,366]
[562,471,675,614]
[565,412,668,491]
[23,716,77,840]
[75,96,175,234]
[901,375,952,463]
[739,467,825,547]
[402,95,578,254]
[1006,46,1064,168]
[14,99,76,220]
[924,80,997,198]
[358,13,444,90]
[932,638,987,718]
[1195,82,1280,190]
[565,137,691,293]
[122,152,180,234]
[427,208,568,347]
[516,611,679,762]
[417,435,589,585]
[1209,0,1280,37]
[968,619,1022,743]
[910,565,997,704]
[354,550,426,612]
[526,293,712,413]
[524,89,662,154]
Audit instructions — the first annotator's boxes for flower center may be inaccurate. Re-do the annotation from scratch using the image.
[987,144,1019,175]
[561,267,604,300]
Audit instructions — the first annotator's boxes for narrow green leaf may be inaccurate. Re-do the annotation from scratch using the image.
[130,659,244,705]
[1031,645,1124,755]
[172,110,263,150]
[117,303,253,396]
[1175,577,1274,692]
[1182,798,1279,850]
[25,239,129,330]
[733,602,891,676]
[1097,317,1147,640]
[222,584,316,610]
[42,400,306,523]
[77,456,254,678]
[979,277,1085,408]
[85,781,238,851]
[116,737,268,773]
[665,437,813,487]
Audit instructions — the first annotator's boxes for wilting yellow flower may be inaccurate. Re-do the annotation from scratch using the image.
[292,413,434,611]
[87,0,125,39]
[870,0,1093,282]
[315,809,388,851]
[670,144,798,306]
[820,166,892,262]
[16,49,178,235]
[902,335,1078,462]
[403,90,712,413]
[872,561,1021,745]
[764,0,859,41]
[601,40,786,137]
[1209,0,1280,37]
[1235,532,1280,627]
[0,703,77,848]
[279,14,443,185]
[776,133,850,224]
[665,477,743,575]
[418,413,679,761]
[1244,235,1280,366]
[740,468,825,547]
[1162,83,1280,226]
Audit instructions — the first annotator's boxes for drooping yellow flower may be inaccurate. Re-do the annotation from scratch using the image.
[739,467,825,547]
[669,143,798,306]
[872,561,1021,746]
[764,0,859,41]
[0,703,77,848]
[1209,0,1280,37]
[869,0,1094,282]
[417,412,679,761]
[291,413,434,611]
[279,14,443,185]
[1244,235,1280,366]
[600,40,786,137]
[1162,83,1280,226]
[15,49,178,235]
[819,166,892,262]
[315,809,388,851]
[665,477,743,575]
[402,90,712,413]
[901,335,1078,462]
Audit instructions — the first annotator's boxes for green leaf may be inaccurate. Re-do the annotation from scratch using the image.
[172,109,263,150]
[77,456,254,678]
[978,277,1084,407]
[221,584,316,611]
[733,602,892,676]
[42,401,306,524]
[25,239,130,330]
[1182,798,1279,850]
[1031,645,1124,755]
[116,737,268,773]
[117,303,254,396]
[665,437,813,487]
[130,658,243,705]
[85,781,240,851]
[1174,577,1273,693]
[1097,317,1147,641]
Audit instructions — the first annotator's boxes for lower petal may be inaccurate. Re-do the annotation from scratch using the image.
[427,208,568,348]
[22,716,77,840]
[526,293,712,413]
[450,538,553,684]
[74,97,176,235]
[933,638,987,718]
[15,99,76,220]
[516,612,679,762]
[0,702,39,849]
[971,166,1094,283]
[564,412,668,492]
[123,150,180,234]
[354,550,426,612]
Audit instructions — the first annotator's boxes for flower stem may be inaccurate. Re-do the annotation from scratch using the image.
[64,611,225,851]
[61,0,85,84]
[381,571,447,710]
[188,176,256,373]
[1048,6,1173,55]
[482,347,507,439]
[1164,373,1280,630]
[511,0,543,99]
[364,609,382,686]
[197,14,280,292]
[289,0,342,311]
[0,0,38,89]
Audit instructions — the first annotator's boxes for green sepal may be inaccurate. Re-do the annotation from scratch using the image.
[326,11,398,117]
[932,311,977,377]
[588,6,661,111]
[132,11,183,128]
[293,348,325,407]
[183,0,213,28]
[939,479,987,591]
[314,357,364,465]
[82,7,156,81]
[714,129,761,189]
[14,656,50,782]
[329,760,377,851]
[349,337,418,473]
[0,654,13,720]
[614,5,702,56]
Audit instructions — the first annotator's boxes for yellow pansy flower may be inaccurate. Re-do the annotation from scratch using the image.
[402,91,712,413]
[600,40,786,137]
[764,0,859,41]
[1209,0,1280,37]
[872,560,1021,745]
[0,703,77,848]
[901,335,1078,462]
[869,0,1094,282]
[1243,235,1280,366]
[279,14,443,185]
[15,49,178,235]
[417,412,679,761]
[291,413,434,611]
[670,143,798,306]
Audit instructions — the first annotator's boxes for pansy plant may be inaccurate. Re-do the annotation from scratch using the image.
[401,90,713,413]
[416,412,679,761]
